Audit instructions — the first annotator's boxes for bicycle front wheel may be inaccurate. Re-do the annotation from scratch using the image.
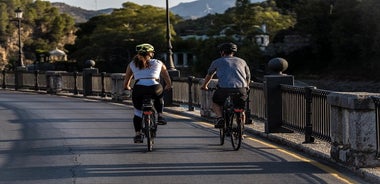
[219,127,225,145]
[230,112,242,150]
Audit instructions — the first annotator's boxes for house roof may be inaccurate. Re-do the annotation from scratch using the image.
[49,48,66,56]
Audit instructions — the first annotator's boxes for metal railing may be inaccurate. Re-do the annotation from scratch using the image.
[1,70,371,144]
[281,84,331,142]
[250,82,266,120]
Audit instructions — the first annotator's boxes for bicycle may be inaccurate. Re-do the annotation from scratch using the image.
[203,87,246,151]
[141,95,157,152]
[219,92,245,150]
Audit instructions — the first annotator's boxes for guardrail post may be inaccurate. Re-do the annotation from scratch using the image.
[2,70,5,89]
[34,70,39,91]
[73,71,78,95]
[371,96,380,159]
[188,76,195,111]
[101,72,106,97]
[245,83,253,124]
[304,86,316,143]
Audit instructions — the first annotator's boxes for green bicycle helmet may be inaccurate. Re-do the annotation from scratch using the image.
[136,43,155,54]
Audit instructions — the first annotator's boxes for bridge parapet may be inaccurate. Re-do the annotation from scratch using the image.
[110,73,126,102]
[46,71,66,94]
[328,92,380,167]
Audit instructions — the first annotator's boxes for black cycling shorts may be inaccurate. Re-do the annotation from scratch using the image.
[212,88,247,109]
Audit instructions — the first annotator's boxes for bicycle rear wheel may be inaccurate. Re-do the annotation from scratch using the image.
[230,113,242,150]
[143,114,154,151]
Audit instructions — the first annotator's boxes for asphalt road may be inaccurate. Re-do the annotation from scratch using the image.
[0,91,369,184]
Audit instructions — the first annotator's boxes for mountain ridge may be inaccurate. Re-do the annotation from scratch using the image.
[52,1,264,22]
[171,0,264,19]
[51,2,113,23]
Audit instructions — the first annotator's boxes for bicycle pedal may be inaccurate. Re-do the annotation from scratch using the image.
[134,135,144,143]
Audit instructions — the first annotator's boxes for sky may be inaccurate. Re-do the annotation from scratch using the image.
[47,0,196,10]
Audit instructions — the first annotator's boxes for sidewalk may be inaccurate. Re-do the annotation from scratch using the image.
[164,105,380,184]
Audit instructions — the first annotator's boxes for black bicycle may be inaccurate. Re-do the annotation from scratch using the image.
[219,93,245,151]
[141,96,157,151]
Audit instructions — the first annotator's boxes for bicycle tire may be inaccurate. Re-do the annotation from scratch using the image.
[230,112,242,150]
[143,114,153,151]
[219,127,225,145]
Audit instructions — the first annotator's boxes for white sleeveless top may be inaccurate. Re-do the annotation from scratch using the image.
[129,59,163,86]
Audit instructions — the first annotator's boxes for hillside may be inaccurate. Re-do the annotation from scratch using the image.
[51,2,113,23]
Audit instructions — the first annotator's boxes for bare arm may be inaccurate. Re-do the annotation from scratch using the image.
[124,65,133,90]
[160,64,172,91]
[245,65,251,88]
[200,73,214,90]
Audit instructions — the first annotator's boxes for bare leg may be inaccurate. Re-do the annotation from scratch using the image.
[212,102,223,118]
[242,111,246,125]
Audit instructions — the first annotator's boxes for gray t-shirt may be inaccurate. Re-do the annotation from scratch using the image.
[207,56,250,88]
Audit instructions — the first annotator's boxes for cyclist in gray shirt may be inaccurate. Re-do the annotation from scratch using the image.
[201,42,251,128]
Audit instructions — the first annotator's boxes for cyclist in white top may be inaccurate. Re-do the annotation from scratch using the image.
[124,43,172,143]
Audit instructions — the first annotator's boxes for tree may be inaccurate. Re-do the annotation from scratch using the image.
[69,2,181,72]
[329,0,380,77]
[274,0,303,13]
[0,3,8,43]
[0,0,76,68]
[183,1,295,76]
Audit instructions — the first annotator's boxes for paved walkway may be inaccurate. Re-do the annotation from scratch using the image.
[165,105,380,184]
[26,90,380,183]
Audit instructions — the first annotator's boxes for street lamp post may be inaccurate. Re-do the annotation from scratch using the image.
[15,7,24,68]
[14,7,24,90]
[165,0,179,106]
[165,0,175,71]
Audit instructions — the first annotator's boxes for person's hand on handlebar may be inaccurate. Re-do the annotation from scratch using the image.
[200,85,208,90]
[164,84,172,91]
[124,85,132,91]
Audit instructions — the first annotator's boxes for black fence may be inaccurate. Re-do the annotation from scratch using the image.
[4,70,380,146]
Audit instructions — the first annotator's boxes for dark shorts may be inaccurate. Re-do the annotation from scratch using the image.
[132,84,163,111]
[212,88,247,109]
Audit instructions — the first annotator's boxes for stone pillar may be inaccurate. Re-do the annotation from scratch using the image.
[327,92,380,167]
[199,79,217,118]
[82,60,98,97]
[46,71,66,94]
[264,58,294,133]
[15,66,26,90]
[111,73,125,102]
[264,75,294,133]
[164,70,180,106]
